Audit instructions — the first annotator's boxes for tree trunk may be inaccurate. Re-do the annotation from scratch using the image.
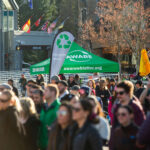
[135,48,141,74]
[117,46,122,81]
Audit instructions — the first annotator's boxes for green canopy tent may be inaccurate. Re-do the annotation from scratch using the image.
[30,42,119,75]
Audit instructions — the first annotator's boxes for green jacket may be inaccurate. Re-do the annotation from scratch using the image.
[38,99,60,150]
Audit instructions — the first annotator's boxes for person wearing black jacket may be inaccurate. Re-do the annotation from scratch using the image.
[36,74,44,85]
[134,80,145,99]
[48,103,72,150]
[96,79,110,112]
[68,75,77,89]
[8,79,19,96]
[19,97,41,150]
[70,100,102,150]
[0,90,25,150]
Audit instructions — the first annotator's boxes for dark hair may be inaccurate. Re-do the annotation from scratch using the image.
[61,94,76,102]
[86,96,104,117]
[33,89,44,97]
[117,81,134,98]
[79,100,99,124]
[75,74,80,79]
[48,102,72,150]
[8,79,13,83]
[27,80,36,85]
[135,80,143,86]
[30,84,41,90]
[118,105,133,114]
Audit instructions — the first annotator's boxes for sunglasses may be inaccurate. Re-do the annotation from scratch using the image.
[57,110,68,116]
[116,91,125,95]
[72,107,82,112]
[0,99,10,103]
[117,113,127,117]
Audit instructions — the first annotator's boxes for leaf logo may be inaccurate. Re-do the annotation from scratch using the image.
[56,34,72,49]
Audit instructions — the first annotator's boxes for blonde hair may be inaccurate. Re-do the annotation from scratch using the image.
[20,97,36,119]
[2,90,22,113]
[99,79,108,90]
[88,80,96,89]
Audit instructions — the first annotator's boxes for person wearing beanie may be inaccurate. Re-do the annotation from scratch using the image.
[51,76,60,84]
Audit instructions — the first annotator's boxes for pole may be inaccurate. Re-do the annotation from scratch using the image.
[48,31,59,83]
[0,1,4,71]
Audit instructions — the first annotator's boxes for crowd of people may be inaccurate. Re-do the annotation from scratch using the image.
[0,73,150,150]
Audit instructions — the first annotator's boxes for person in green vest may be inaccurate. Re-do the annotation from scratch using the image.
[38,84,60,150]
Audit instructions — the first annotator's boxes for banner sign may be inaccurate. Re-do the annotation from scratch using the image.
[50,31,75,79]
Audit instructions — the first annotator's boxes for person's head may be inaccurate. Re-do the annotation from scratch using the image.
[37,74,43,79]
[26,80,37,94]
[116,81,134,104]
[58,80,68,95]
[79,86,91,99]
[70,85,80,97]
[44,84,59,101]
[88,80,96,89]
[29,84,41,99]
[75,74,80,80]
[57,102,72,128]
[117,106,134,127]
[69,75,74,82]
[106,78,110,85]
[8,79,14,86]
[72,100,99,125]
[51,75,60,84]
[32,89,44,105]
[135,80,143,89]
[86,96,104,117]
[61,94,79,105]
[0,83,12,92]
[99,79,106,89]
[0,90,16,110]
[110,79,115,86]
[21,74,25,78]
[20,97,37,120]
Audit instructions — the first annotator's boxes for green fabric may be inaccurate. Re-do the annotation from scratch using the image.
[30,42,119,75]
[38,99,60,149]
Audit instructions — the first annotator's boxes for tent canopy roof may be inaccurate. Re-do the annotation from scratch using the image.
[30,42,119,75]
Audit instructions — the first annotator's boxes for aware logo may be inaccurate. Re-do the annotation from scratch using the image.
[67,50,92,62]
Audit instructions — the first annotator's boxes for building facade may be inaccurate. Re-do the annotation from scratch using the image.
[0,0,18,71]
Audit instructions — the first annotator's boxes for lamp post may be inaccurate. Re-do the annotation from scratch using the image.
[0,1,4,71]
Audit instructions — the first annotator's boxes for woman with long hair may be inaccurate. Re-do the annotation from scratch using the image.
[48,102,72,150]
[86,96,110,145]
[19,97,41,150]
[71,100,102,150]
[87,80,96,95]
[0,90,26,150]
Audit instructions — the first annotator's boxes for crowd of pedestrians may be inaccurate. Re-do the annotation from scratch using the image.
[0,73,150,150]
